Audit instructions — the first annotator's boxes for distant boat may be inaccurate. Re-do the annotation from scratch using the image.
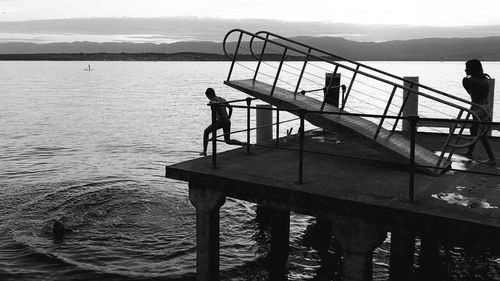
[84,65,94,71]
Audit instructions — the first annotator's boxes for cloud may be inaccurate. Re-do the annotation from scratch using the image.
[1,17,500,44]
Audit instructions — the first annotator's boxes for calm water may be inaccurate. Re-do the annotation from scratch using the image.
[1,61,499,280]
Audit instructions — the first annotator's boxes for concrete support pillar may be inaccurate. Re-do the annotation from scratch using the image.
[329,215,386,281]
[402,76,419,133]
[315,217,334,257]
[257,105,287,277]
[269,208,290,281]
[188,183,226,281]
[256,104,273,143]
[389,230,416,280]
[418,234,442,280]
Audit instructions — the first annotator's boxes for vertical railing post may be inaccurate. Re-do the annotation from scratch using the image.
[408,115,419,202]
[246,98,252,155]
[271,48,288,96]
[294,49,311,99]
[226,32,243,82]
[374,86,398,139]
[253,34,269,82]
[298,109,306,184]
[392,83,414,133]
[211,103,218,168]
[342,65,360,110]
[276,109,280,147]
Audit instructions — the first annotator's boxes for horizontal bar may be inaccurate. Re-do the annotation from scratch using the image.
[223,104,500,125]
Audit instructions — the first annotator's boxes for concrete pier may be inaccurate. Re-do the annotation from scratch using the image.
[167,131,500,280]
[328,214,386,281]
[269,208,290,280]
[189,183,226,281]
[389,230,416,280]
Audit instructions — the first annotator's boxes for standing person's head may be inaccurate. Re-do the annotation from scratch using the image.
[465,59,484,77]
[205,87,216,100]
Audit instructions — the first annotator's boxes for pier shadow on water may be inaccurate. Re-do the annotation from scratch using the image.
[220,204,500,281]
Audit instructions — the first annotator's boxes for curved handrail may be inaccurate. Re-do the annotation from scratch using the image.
[222,29,489,148]
[252,31,474,105]
[226,29,476,112]
[252,30,490,111]
[251,31,493,147]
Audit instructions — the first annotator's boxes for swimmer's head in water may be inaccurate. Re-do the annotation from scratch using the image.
[52,220,65,243]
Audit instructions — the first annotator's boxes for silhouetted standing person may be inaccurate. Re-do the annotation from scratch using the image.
[462,59,496,165]
[200,88,245,156]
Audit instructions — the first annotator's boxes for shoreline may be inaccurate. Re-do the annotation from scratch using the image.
[1,53,498,61]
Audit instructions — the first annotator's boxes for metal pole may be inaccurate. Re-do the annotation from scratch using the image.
[294,50,311,99]
[375,86,397,139]
[211,104,217,168]
[342,65,359,110]
[226,32,243,82]
[276,109,280,147]
[299,109,306,184]
[271,48,288,96]
[393,82,415,133]
[409,115,419,202]
[253,34,269,81]
[246,98,252,155]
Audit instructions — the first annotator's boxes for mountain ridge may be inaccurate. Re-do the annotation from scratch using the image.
[1,36,500,61]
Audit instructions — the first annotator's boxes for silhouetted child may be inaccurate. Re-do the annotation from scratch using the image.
[200,88,245,156]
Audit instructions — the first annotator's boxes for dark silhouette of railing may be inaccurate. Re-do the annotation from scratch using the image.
[206,99,500,202]
[221,29,491,173]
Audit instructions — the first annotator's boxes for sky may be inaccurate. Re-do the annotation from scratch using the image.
[1,0,500,43]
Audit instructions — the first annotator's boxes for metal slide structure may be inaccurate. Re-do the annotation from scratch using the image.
[222,29,489,175]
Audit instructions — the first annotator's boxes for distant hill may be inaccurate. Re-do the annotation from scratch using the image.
[0,41,223,55]
[1,36,500,61]
[289,36,500,61]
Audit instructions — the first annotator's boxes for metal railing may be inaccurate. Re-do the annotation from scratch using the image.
[222,29,491,168]
[206,99,500,202]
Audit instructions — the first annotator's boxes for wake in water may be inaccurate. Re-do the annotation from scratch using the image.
[1,179,499,280]
[0,180,197,280]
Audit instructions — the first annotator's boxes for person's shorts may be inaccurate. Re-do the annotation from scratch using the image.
[471,104,491,121]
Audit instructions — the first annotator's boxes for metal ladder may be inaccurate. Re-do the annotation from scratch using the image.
[222,29,489,175]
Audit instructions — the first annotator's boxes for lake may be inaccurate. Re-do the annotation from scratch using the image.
[0,61,499,280]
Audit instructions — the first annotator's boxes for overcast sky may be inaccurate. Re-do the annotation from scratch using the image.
[1,0,500,43]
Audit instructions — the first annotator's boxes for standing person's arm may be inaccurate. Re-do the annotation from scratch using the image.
[227,103,233,119]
